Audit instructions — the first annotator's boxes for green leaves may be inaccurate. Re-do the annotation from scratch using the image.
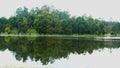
[5,27,11,34]
[0,5,120,35]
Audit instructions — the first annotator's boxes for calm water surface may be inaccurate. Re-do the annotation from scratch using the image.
[0,36,120,68]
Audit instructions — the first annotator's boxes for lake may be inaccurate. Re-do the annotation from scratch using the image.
[0,36,120,68]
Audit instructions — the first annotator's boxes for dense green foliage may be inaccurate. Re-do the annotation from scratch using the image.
[0,5,120,35]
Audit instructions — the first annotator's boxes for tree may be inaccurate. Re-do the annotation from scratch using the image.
[0,17,8,33]
[34,11,53,34]
[0,5,119,35]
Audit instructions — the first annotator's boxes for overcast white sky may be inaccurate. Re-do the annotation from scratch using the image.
[0,0,120,21]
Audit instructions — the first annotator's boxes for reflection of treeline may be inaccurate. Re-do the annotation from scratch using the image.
[0,37,120,65]
[0,5,120,35]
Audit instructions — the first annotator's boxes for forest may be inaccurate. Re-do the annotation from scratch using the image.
[0,5,120,35]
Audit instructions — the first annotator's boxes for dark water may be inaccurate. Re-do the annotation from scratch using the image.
[0,37,120,68]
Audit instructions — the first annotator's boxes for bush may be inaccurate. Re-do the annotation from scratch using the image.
[11,29,18,34]
[5,27,11,34]
[27,29,38,34]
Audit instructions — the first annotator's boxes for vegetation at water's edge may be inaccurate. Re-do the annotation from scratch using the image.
[0,5,120,35]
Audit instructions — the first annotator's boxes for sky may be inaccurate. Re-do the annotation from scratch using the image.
[0,0,120,21]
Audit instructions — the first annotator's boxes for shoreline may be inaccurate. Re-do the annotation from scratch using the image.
[1,34,120,40]
[0,34,119,38]
[0,34,102,37]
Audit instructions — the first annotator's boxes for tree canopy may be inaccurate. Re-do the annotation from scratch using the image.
[0,5,120,35]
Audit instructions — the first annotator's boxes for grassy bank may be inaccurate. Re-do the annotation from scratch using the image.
[0,33,106,38]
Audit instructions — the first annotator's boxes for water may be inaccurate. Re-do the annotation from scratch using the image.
[0,36,120,68]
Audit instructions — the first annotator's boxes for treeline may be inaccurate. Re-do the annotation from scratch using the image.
[0,5,120,35]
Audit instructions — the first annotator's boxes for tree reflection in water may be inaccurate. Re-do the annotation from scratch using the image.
[0,36,119,65]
